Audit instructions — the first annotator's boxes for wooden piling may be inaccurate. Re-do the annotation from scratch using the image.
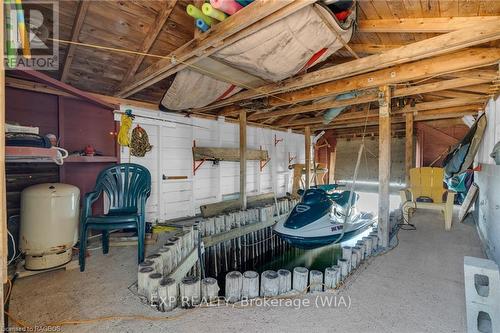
[356,241,366,261]
[352,246,363,267]
[179,276,201,307]
[146,272,163,304]
[261,270,279,297]
[157,277,177,312]
[309,270,323,293]
[293,267,309,293]
[277,269,291,294]
[225,271,243,303]
[242,270,259,299]
[146,253,163,274]
[201,277,220,303]
[351,252,358,270]
[342,246,352,273]
[158,247,173,275]
[324,267,337,290]
[138,266,154,297]
[338,259,349,280]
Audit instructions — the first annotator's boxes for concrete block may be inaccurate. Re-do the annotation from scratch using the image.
[466,301,498,333]
[464,256,500,306]
[464,256,500,333]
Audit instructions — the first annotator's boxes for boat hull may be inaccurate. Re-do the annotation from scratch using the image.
[273,213,376,249]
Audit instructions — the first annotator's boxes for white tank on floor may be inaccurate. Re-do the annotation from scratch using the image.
[20,183,80,270]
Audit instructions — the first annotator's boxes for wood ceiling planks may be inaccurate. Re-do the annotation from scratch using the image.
[56,0,193,96]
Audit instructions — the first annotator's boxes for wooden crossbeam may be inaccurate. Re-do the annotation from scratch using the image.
[358,16,500,33]
[247,77,489,121]
[349,43,404,54]
[267,49,499,108]
[447,69,499,81]
[16,70,115,109]
[116,0,311,97]
[60,0,91,82]
[401,96,486,113]
[291,102,485,129]
[314,109,479,131]
[121,0,177,84]
[195,20,500,112]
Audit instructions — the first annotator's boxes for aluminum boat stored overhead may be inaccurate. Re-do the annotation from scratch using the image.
[273,186,376,249]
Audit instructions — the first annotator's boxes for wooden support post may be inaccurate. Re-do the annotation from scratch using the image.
[378,85,391,248]
[304,126,311,190]
[405,113,414,185]
[239,110,247,209]
[1,2,6,324]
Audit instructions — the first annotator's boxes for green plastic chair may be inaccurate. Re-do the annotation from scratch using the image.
[79,163,151,271]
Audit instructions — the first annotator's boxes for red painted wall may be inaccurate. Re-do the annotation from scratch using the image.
[6,87,118,214]
[416,123,469,167]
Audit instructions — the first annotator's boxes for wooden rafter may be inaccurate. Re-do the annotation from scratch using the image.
[17,70,115,109]
[194,20,500,112]
[121,0,178,85]
[116,0,313,97]
[358,16,500,33]
[60,0,91,82]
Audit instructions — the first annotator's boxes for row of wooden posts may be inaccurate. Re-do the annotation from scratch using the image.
[136,224,381,312]
[136,197,298,311]
[198,198,298,277]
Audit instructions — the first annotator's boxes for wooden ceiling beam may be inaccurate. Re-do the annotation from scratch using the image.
[358,16,500,33]
[426,91,487,99]
[196,20,500,112]
[248,76,489,121]
[348,43,404,54]
[60,0,91,82]
[121,0,177,85]
[453,84,496,95]
[289,100,485,128]
[446,69,499,81]
[402,96,487,113]
[116,0,312,97]
[267,49,499,108]
[311,107,478,132]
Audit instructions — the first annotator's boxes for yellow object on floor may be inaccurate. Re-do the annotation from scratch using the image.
[152,225,178,234]
[400,167,455,230]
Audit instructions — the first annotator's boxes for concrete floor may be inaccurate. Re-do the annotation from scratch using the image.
[9,209,484,333]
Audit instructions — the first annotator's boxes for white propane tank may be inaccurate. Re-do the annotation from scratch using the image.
[20,183,80,270]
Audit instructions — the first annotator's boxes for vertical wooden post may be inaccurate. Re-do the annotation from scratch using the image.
[405,113,414,185]
[328,148,336,184]
[304,126,311,190]
[0,1,6,324]
[378,85,391,249]
[239,111,247,210]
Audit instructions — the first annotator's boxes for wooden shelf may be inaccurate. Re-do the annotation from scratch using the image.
[6,146,59,163]
[65,155,118,163]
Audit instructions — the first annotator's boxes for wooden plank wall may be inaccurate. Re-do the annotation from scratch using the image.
[118,106,306,222]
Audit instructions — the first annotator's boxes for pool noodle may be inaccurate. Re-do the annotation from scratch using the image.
[235,0,253,6]
[15,0,30,58]
[210,0,243,15]
[196,18,210,33]
[202,3,227,22]
[186,4,214,26]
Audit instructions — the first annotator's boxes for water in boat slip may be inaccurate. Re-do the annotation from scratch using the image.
[211,191,400,292]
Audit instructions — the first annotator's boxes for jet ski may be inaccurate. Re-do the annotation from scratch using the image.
[273,185,376,249]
